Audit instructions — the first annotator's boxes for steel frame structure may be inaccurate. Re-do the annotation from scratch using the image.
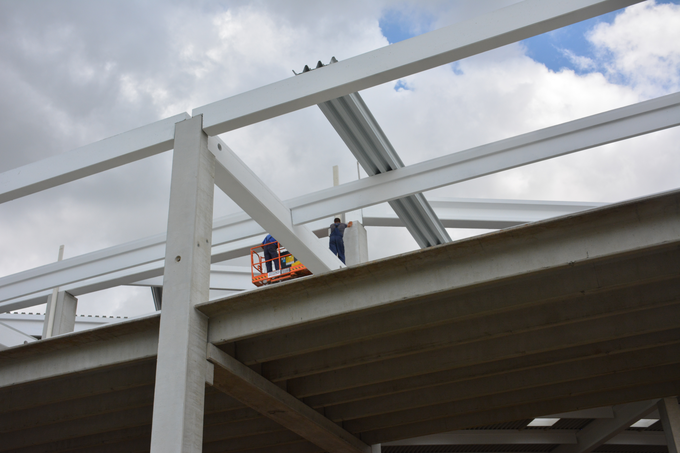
[1,1,679,452]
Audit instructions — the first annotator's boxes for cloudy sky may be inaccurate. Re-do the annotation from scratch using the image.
[0,0,678,317]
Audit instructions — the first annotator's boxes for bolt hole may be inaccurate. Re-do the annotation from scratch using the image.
[217,143,222,151]
[175,256,181,262]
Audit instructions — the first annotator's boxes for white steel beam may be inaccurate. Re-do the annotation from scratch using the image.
[0,113,189,204]
[150,115,214,453]
[208,136,343,275]
[363,198,605,229]
[0,321,37,350]
[319,91,450,248]
[289,91,680,224]
[207,344,371,453]
[193,0,642,136]
[551,400,660,453]
[0,196,605,312]
[132,265,253,291]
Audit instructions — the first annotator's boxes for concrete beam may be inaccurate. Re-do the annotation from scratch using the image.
[320,344,679,423]
[193,0,642,136]
[150,115,215,452]
[201,189,680,344]
[289,92,680,225]
[551,400,660,453]
[207,344,371,453]
[0,113,189,204]
[0,358,156,413]
[382,430,667,446]
[262,281,680,383]
[358,381,679,445]
[0,314,158,388]
[658,397,680,453]
[209,136,343,275]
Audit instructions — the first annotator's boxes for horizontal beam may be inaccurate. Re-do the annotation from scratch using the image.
[200,189,680,344]
[0,113,189,204]
[0,314,158,388]
[289,91,680,224]
[131,265,253,291]
[193,0,641,136]
[362,198,605,229]
[382,429,667,446]
[0,195,604,311]
[207,344,371,453]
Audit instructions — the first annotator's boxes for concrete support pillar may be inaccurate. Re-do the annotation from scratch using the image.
[150,115,215,453]
[371,444,381,453]
[658,397,680,453]
[42,291,77,338]
[344,221,368,266]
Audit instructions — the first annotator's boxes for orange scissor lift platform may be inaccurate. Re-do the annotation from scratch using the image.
[251,242,312,287]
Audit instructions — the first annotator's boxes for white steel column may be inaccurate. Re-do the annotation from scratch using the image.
[41,291,77,338]
[658,397,680,453]
[150,115,215,453]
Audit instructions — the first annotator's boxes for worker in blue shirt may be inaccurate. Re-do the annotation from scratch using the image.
[329,218,353,264]
[262,234,279,273]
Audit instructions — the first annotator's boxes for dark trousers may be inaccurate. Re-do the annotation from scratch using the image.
[263,243,279,273]
[329,235,345,264]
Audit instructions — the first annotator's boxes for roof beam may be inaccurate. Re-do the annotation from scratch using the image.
[0,315,158,388]
[289,91,680,224]
[0,195,605,311]
[551,400,660,453]
[206,344,371,453]
[200,189,680,344]
[0,113,189,204]
[193,0,642,136]
[363,198,605,229]
[382,429,668,446]
[209,136,343,275]
[319,91,450,248]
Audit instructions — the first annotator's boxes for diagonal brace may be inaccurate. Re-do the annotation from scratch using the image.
[207,343,370,453]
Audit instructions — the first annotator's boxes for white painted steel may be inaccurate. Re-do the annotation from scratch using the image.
[193,0,642,136]
[0,321,37,349]
[0,113,189,204]
[0,197,604,311]
[363,198,605,229]
[209,136,343,274]
[289,92,680,224]
[150,115,214,453]
[132,265,253,291]
[319,91,450,248]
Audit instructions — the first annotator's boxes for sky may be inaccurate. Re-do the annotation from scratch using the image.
[0,0,678,317]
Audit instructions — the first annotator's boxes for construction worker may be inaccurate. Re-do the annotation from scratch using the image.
[329,218,353,264]
[262,234,279,273]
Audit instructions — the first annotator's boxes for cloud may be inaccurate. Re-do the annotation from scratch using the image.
[0,1,678,317]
